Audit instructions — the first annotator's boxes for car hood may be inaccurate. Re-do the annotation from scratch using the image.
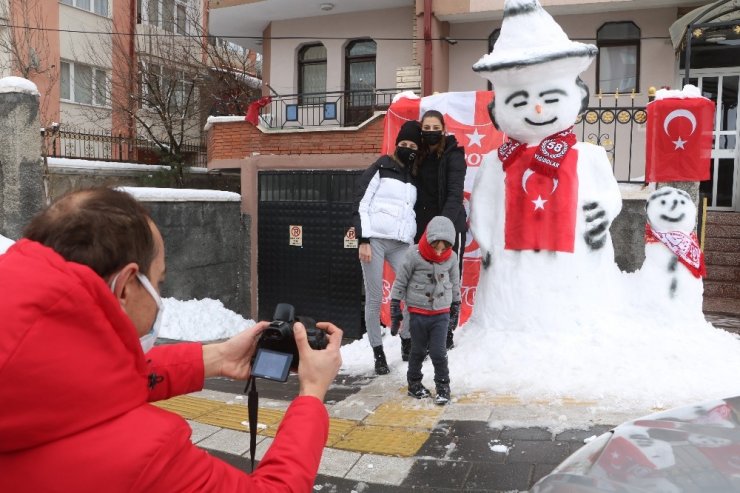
[533,396,740,492]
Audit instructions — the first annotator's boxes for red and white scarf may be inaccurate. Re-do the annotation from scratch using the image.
[645,223,706,278]
[499,127,577,178]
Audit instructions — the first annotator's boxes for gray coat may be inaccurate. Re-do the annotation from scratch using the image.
[391,216,461,311]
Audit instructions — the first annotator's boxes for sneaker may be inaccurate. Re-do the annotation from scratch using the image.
[373,346,389,375]
[434,384,450,406]
[407,382,431,399]
[401,338,411,362]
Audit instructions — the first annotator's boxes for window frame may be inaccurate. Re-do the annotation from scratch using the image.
[344,38,377,111]
[59,60,110,107]
[141,0,190,34]
[297,43,327,105]
[596,21,641,95]
[60,0,109,17]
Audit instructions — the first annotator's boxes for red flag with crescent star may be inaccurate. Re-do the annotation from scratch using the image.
[646,96,714,182]
[379,91,504,328]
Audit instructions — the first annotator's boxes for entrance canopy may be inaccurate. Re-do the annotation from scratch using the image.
[670,0,740,49]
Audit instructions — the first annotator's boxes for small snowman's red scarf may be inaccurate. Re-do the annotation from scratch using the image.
[499,128,579,252]
[645,223,706,278]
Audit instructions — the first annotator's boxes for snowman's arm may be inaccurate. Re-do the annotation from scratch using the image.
[469,152,498,260]
[589,144,623,222]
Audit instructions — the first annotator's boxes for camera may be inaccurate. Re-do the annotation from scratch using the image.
[252,303,328,382]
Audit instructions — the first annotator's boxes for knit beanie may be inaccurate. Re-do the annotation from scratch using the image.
[395,120,422,148]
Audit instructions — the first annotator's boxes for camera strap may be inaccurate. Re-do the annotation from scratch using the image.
[243,376,258,472]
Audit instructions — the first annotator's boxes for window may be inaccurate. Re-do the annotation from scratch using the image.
[345,39,376,114]
[60,61,109,106]
[597,21,640,94]
[487,29,500,91]
[143,0,189,34]
[298,43,326,104]
[140,62,194,112]
[60,0,108,16]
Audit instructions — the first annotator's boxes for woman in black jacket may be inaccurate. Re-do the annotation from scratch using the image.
[415,110,467,349]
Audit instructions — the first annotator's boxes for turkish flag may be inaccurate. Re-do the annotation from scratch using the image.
[379,91,503,328]
[646,96,714,182]
[504,147,579,252]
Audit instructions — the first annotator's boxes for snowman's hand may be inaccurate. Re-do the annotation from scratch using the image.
[481,250,492,270]
[583,201,609,250]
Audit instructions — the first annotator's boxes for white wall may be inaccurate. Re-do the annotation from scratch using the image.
[268,7,415,95]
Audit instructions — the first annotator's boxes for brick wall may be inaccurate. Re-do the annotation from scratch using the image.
[207,115,386,162]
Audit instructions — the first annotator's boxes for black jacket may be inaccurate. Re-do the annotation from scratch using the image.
[414,135,467,241]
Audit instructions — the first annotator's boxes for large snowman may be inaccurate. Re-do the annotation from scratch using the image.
[467,0,623,332]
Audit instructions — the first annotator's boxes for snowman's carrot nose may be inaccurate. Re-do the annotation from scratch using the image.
[535,104,543,114]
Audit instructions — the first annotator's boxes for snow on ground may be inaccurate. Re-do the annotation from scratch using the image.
[0,234,14,254]
[160,297,255,341]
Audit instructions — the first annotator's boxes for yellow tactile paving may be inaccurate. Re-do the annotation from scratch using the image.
[456,392,522,405]
[197,404,285,433]
[326,418,359,447]
[364,400,443,429]
[332,425,430,457]
[151,395,225,419]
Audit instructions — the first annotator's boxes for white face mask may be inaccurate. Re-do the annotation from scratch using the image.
[110,272,164,353]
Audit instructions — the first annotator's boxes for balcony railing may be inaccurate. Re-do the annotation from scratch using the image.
[259,87,421,129]
[575,93,647,184]
[43,126,207,167]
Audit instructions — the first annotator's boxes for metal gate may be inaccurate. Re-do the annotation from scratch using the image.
[258,170,364,338]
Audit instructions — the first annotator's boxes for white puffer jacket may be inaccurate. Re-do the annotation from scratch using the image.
[352,155,417,245]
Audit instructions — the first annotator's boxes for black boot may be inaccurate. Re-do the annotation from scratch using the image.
[401,338,411,362]
[373,346,389,375]
[435,383,451,406]
[407,381,431,399]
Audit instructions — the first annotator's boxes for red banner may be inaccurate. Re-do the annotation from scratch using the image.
[646,96,714,182]
[379,91,504,329]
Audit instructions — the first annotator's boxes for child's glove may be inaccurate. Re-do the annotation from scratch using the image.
[390,299,403,336]
[448,301,461,333]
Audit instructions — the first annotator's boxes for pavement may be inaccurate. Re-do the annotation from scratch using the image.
[155,313,740,492]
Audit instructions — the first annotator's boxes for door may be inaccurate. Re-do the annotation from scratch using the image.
[690,70,740,211]
[258,170,364,338]
[344,39,376,126]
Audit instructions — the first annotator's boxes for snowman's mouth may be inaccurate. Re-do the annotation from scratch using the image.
[660,213,685,223]
[525,117,558,126]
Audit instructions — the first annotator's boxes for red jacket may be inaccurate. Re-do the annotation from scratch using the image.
[0,240,329,492]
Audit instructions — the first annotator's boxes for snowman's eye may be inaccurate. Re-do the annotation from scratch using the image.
[544,98,559,104]
[661,200,666,205]
[513,101,527,108]
[681,200,686,204]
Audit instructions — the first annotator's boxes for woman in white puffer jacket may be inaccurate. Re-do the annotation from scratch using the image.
[352,120,421,375]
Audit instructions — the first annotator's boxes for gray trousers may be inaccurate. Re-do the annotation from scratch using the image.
[361,237,410,347]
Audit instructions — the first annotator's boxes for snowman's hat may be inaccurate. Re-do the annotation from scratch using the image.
[473,0,597,78]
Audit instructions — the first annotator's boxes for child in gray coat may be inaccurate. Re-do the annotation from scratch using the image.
[389,216,461,405]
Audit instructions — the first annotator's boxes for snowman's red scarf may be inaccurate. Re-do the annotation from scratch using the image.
[645,223,706,278]
[499,127,577,178]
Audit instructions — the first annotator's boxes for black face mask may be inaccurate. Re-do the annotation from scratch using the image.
[396,146,417,166]
[422,130,443,146]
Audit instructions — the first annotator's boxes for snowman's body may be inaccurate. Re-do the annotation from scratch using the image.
[634,187,704,320]
[470,141,622,331]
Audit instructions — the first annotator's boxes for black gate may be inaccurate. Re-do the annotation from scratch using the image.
[258,170,364,338]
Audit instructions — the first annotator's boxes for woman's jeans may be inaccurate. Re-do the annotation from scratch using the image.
[407,312,450,385]
[361,238,410,348]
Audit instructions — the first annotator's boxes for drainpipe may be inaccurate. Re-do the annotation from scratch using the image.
[129,0,136,142]
[423,0,432,96]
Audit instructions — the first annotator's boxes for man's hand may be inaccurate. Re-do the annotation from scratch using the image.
[295,321,343,402]
[203,321,269,380]
[358,243,372,263]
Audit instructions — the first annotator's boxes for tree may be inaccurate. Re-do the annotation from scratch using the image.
[0,0,59,126]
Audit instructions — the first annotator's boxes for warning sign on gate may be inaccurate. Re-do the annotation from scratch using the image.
[289,225,303,247]
[344,227,358,249]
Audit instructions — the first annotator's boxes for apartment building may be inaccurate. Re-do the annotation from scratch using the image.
[0,0,259,163]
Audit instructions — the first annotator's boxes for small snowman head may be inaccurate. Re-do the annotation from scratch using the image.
[646,187,696,234]
[473,0,596,145]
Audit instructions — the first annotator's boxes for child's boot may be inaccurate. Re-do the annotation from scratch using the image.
[401,338,411,362]
[434,383,451,406]
[407,381,431,399]
[373,346,390,375]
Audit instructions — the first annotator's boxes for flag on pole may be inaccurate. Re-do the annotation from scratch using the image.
[380,91,504,328]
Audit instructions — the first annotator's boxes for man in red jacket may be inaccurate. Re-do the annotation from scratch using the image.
[0,187,343,492]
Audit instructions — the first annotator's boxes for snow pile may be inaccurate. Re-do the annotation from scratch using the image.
[0,234,15,254]
[0,76,39,96]
[160,297,255,341]
[119,186,241,202]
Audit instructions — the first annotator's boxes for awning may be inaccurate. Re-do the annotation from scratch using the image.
[669,0,740,49]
